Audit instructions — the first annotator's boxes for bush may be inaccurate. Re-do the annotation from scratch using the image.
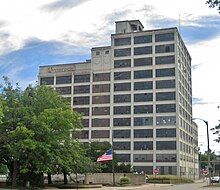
[147,175,194,184]
[120,176,130,185]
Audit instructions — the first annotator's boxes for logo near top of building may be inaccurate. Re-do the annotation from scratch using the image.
[47,66,76,73]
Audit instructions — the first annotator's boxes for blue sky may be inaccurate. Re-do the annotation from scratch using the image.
[0,0,220,152]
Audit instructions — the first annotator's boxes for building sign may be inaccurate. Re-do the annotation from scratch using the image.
[47,66,76,73]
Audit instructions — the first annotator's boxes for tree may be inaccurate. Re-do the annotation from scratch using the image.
[211,122,220,143]
[199,151,217,170]
[206,0,220,13]
[0,78,85,187]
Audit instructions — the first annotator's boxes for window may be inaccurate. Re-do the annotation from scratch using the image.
[114,48,131,57]
[114,71,131,80]
[155,33,174,42]
[76,130,89,139]
[114,106,131,115]
[92,107,110,115]
[40,77,54,85]
[133,166,153,174]
[113,130,130,138]
[134,105,153,114]
[91,130,109,138]
[74,85,90,94]
[158,166,177,175]
[156,128,176,137]
[92,95,110,104]
[134,70,153,79]
[96,51,100,55]
[134,117,153,126]
[92,118,110,127]
[155,55,175,65]
[82,119,89,128]
[134,35,152,44]
[134,129,153,138]
[134,81,153,90]
[114,37,131,46]
[114,59,131,68]
[73,96,90,105]
[134,93,153,102]
[134,57,152,66]
[134,46,152,55]
[156,141,176,150]
[113,142,130,150]
[56,86,71,95]
[156,80,175,89]
[156,116,176,126]
[155,44,175,53]
[114,83,131,91]
[156,68,175,77]
[93,73,110,82]
[133,154,153,162]
[156,92,176,101]
[56,76,72,84]
[113,118,131,126]
[74,74,90,83]
[116,154,130,162]
[156,104,176,113]
[74,108,89,116]
[105,50,109,54]
[114,94,131,103]
[93,84,110,93]
[156,154,176,162]
[134,141,153,150]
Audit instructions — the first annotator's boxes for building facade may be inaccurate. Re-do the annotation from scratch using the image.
[38,20,198,178]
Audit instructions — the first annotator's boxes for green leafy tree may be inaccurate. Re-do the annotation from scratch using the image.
[199,151,217,170]
[206,0,220,13]
[211,123,220,143]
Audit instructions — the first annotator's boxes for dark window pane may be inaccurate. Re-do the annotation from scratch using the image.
[74,108,89,116]
[156,104,176,113]
[74,74,90,83]
[156,55,175,65]
[134,46,152,55]
[114,83,131,91]
[156,116,176,126]
[92,107,110,115]
[156,80,175,89]
[92,95,110,104]
[156,68,175,77]
[134,105,153,114]
[156,128,176,137]
[114,106,131,115]
[56,76,72,84]
[113,118,131,126]
[114,59,131,68]
[73,96,90,105]
[134,129,153,138]
[133,154,153,162]
[134,93,153,102]
[156,141,176,150]
[113,142,130,150]
[134,81,153,90]
[76,130,89,139]
[114,71,131,80]
[93,73,110,82]
[114,94,131,103]
[40,77,54,85]
[116,154,131,162]
[156,154,176,162]
[114,48,131,57]
[82,119,89,128]
[134,57,152,66]
[134,35,152,44]
[155,44,175,53]
[134,141,153,150]
[113,130,130,138]
[74,85,90,94]
[156,92,176,101]
[133,166,153,174]
[134,117,153,126]
[91,130,109,138]
[134,70,153,79]
[92,118,110,127]
[114,37,131,46]
[93,84,110,93]
[56,86,71,95]
[155,33,174,42]
[158,166,177,175]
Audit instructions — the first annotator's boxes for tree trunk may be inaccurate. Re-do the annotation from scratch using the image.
[63,170,68,185]
[12,161,18,187]
[48,173,52,184]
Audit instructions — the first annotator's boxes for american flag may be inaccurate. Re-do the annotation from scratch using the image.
[97,149,113,162]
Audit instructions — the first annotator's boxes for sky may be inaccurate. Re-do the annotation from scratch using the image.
[0,0,220,153]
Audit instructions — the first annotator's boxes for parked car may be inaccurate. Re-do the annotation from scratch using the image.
[211,176,220,183]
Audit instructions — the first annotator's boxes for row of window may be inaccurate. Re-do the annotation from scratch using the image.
[133,166,177,175]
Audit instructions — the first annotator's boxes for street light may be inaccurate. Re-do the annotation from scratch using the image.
[192,118,211,186]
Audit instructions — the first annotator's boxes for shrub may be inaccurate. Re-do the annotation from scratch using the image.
[120,176,130,185]
[147,175,194,184]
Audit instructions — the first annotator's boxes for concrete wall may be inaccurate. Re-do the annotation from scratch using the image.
[84,173,145,185]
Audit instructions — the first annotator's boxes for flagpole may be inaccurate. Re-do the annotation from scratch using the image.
[112,130,116,186]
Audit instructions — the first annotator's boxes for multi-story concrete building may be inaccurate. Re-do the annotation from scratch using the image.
[38,20,198,178]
